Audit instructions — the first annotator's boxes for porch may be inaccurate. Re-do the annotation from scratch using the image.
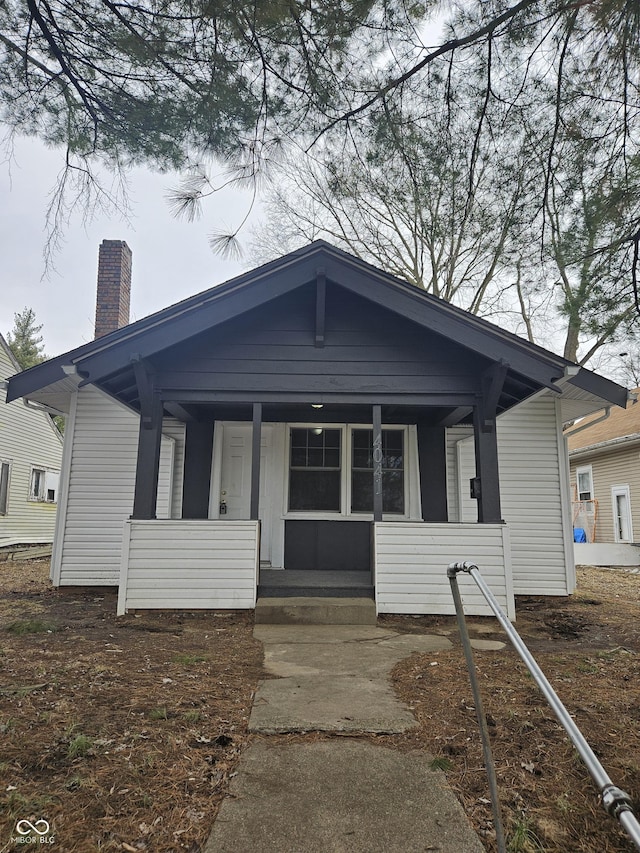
[116,518,514,618]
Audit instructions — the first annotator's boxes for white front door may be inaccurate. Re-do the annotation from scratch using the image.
[219,424,272,562]
[612,485,633,543]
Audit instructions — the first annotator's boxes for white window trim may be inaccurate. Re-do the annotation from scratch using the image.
[575,464,594,502]
[28,466,60,504]
[611,484,633,544]
[283,423,412,521]
[0,459,11,516]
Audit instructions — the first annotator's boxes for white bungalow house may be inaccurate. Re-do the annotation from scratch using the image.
[5,242,629,615]
[0,333,63,548]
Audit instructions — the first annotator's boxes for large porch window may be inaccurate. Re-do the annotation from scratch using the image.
[287,425,407,516]
[288,428,342,511]
[351,429,404,514]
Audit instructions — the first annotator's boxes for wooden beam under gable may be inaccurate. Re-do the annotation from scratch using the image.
[481,360,509,430]
[164,402,197,422]
[131,355,155,428]
[436,406,474,427]
[315,269,326,348]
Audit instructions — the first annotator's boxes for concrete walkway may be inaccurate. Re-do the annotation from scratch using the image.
[204,624,486,853]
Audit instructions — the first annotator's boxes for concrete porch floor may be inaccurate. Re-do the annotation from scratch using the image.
[258,569,374,600]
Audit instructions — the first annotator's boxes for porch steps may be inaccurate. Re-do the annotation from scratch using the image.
[257,570,373,600]
[255,597,377,626]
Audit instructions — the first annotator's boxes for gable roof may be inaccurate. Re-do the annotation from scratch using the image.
[5,241,629,418]
[567,391,640,457]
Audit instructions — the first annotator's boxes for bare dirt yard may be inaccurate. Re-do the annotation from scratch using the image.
[1,560,639,852]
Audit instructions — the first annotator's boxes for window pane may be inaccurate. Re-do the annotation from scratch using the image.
[289,428,342,511]
[352,470,373,512]
[307,448,324,468]
[30,469,44,500]
[325,449,340,468]
[577,470,592,500]
[353,430,370,449]
[291,429,307,447]
[383,470,405,513]
[353,448,372,469]
[0,463,9,515]
[291,447,306,467]
[289,470,341,511]
[308,429,324,448]
[351,429,404,513]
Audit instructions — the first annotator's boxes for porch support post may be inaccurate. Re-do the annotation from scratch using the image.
[372,404,383,522]
[472,398,502,523]
[250,403,262,520]
[132,391,163,520]
[182,421,214,518]
[417,424,448,521]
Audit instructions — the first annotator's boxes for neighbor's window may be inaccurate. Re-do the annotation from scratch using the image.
[351,429,405,514]
[576,466,593,501]
[289,428,341,511]
[29,468,59,503]
[0,461,10,515]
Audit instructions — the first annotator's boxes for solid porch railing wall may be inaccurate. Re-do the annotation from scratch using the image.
[117,519,260,615]
[374,522,513,617]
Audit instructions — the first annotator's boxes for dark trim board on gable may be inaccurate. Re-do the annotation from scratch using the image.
[6,241,628,416]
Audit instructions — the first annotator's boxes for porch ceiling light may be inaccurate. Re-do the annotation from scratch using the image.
[311,404,323,409]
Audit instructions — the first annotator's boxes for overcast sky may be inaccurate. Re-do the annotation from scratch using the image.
[1,136,261,358]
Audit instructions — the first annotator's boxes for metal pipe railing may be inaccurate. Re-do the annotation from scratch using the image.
[448,561,640,852]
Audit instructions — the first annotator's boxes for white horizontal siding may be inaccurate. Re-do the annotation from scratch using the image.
[497,396,569,595]
[374,522,513,618]
[0,341,63,543]
[57,386,174,586]
[454,396,569,596]
[118,520,259,613]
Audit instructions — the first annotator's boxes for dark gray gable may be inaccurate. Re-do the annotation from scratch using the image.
[6,241,627,411]
[113,281,494,408]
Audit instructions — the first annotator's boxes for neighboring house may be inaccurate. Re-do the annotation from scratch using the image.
[567,393,640,566]
[5,241,629,616]
[0,333,63,548]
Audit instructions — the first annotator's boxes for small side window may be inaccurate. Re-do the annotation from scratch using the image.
[0,461,10,515]
[29,467,59,503]
[30,467,46,501]
[576,466,593,502]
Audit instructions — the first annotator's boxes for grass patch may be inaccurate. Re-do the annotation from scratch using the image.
[429,756,454,771]
[172,653,207,665]
[182,710,202,723]
[5,619,60,635]
[148,707,169,721]
[67,734,92,759]
[507,815,544,852]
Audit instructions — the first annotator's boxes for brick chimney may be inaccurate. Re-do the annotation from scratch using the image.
[94,239,132,338]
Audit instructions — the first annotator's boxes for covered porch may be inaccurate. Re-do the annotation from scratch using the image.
[116,386,515,616]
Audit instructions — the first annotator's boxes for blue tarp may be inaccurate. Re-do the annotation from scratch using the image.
[573,527,587,543]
